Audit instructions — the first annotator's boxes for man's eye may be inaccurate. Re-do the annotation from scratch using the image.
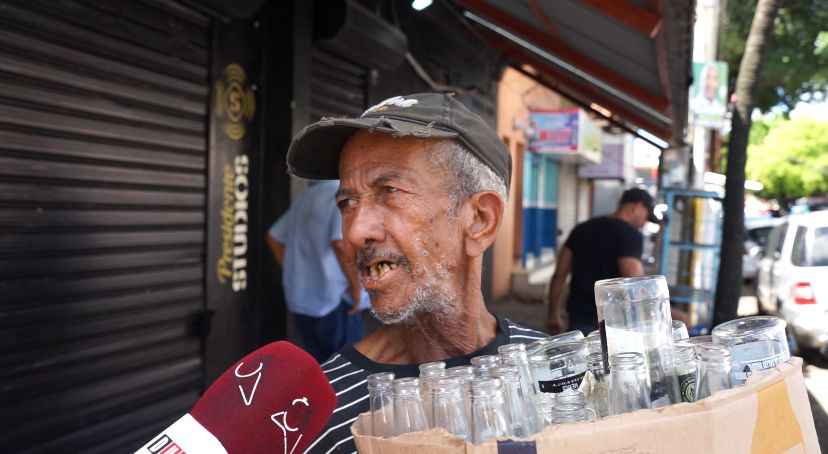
[383,186,398,194]
[337,198,356,210]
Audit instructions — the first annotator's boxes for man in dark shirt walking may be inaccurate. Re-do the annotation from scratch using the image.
[546,188,687,335]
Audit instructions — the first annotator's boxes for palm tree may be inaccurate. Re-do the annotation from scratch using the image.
[714,0,782,325]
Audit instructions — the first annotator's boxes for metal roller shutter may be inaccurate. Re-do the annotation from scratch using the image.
[310,47,367,121]
[0,0,210,451]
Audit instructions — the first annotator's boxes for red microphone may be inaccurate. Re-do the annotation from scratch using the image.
[134,341,336,454]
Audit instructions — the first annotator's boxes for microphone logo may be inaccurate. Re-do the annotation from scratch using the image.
[234,360,264,406]
[145,434,184,454]
[271,397,312,454]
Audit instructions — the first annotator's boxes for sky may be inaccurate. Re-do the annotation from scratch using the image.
[789,99,828,121]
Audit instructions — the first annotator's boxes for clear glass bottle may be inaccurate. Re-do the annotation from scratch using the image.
[419,361,446,374]
[674,346,697,402]
[488,365,533,438]
[419,361,445,427]
[586,352,609,418]
[551,402,590,424]
[446,365,475,421]
[529,340,588,395]
[608,352,651,415]
[367,372,395,437]
[430,376,469,440]
[674,335,713,352]
[711,316,789,386]
[470,354,500,378]
[529,353,554,427]
[672,320,689,340]
[595,275,680,405]
[694,342,732,400]
[526,330,585,356]
[586,330,602,355]
[470,378,509,445]
[497,343,541,433]
[392,377,428,436]
[551,389,593,424]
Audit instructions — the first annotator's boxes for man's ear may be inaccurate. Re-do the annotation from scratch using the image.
[464,191,505,258]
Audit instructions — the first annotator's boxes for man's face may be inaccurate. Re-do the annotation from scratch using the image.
[633,202,649,229]
[335,130,465,324]
[703,65,719,101]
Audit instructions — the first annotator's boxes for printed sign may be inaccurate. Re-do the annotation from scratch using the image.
[214,64,256,140]
[527,109,601,164]
[690,61,728,129]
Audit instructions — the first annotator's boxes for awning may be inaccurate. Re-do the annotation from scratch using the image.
[454,0,694,147]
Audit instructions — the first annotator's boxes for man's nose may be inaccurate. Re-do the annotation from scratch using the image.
[345,203,386,248]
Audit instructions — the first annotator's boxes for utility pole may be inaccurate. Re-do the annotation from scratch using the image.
[690,0,722,187]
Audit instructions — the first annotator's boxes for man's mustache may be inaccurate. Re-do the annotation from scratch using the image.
[354,247,410,272]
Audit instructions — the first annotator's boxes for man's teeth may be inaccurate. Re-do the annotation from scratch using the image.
[369,262,398,279]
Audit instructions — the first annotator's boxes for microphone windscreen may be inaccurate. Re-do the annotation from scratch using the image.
[192,341,336,454]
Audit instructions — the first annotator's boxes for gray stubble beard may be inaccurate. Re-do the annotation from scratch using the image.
[367,264,460,326]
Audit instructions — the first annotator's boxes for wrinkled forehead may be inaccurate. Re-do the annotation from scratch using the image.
[338,130,447,183]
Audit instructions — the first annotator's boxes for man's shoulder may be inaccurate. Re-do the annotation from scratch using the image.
[587,216,639,234]
[305,350,371,453]
[304,180,340,201]
[568,216,609,241]
[574,216,613,231]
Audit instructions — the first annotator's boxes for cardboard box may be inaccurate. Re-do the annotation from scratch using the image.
[352,357,819,453]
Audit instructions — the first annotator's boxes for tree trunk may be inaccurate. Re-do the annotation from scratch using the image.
[713,0,781,325]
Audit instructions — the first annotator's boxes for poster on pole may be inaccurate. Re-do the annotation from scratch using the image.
[690,61,728,129]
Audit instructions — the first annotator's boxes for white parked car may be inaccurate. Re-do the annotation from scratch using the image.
[756,211,828,356]
[743,216,783,281]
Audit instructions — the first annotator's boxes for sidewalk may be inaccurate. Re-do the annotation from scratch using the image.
[489,286,828,451]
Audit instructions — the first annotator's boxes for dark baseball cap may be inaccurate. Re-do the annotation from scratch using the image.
[286,93,511,188]
[620,188,660,223]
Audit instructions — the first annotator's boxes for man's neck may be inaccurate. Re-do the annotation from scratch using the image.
[354,293,498,365]
[610,208,637,227]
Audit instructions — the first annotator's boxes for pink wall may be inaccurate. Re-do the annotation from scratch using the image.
[492,67,564,301]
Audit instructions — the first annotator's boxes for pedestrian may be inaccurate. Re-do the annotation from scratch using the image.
[545,188,690,335]
[266,179,367,363]
[285,93,548,453]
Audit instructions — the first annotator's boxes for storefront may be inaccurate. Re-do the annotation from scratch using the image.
[0,0,506,450]
[0,0,693,450]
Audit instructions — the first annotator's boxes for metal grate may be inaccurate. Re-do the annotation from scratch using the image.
[0,0,210,451]
[310,47,367,121]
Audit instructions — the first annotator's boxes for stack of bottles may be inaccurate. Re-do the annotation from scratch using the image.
[367,275,791,445]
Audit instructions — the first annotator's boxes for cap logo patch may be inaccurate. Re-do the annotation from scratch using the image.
[362,96,418,116]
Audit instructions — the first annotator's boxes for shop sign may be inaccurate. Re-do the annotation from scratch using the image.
[527,108,602,164]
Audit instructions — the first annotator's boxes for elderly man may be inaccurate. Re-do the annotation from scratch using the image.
[286,93,547,452]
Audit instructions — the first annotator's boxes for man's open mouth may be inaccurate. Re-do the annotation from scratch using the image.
[368,261,399,279]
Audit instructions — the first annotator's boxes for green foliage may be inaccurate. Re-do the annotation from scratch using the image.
[745,117,828,200]
[721,0,828,114]
[718,116,781,171]
[747,116,779,145]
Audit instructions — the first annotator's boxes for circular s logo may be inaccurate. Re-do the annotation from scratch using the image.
[214,64,256,140]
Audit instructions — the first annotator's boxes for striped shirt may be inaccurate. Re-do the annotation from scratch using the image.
[305,315,547,453]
